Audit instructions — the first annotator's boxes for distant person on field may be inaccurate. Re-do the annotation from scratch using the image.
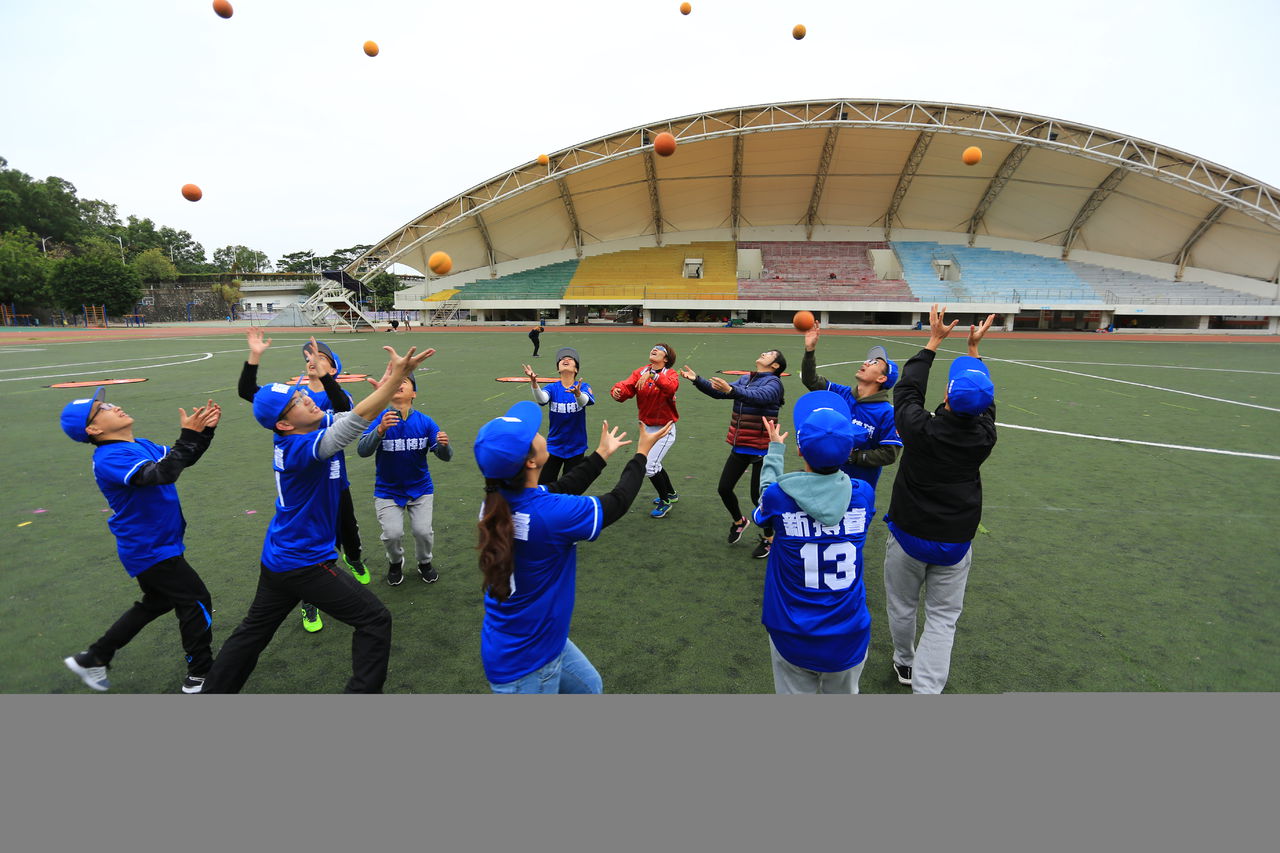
[882,304,997,694]
[529,326,542,357]
[59,388,221,694]
[754,391,876,694]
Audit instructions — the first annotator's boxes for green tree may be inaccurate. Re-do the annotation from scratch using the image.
[213,244,271,273]
[0,228,54,308]
[317,244,373,272]
[50,253,143,316]
[278,250,318,273]
[78,198,121,236]
[131,247,179,282]
[0,158,85,243]
[211,278,243,312]
[157,226,209,273]
[368,271,401,311]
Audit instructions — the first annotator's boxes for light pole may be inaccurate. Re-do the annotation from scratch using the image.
[109,235,125,263]
[40,237,51,255]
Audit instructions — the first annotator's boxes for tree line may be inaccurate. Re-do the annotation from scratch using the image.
[0,156,397,319]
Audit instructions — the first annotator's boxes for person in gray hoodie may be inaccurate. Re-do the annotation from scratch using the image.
[753,390,877,694]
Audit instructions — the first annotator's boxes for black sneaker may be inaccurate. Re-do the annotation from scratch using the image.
[419,562,439,584]
[181,675,206,694]
[751,536,772,559]
[893,663,913,686]
[387,562,404,586]
[727,516,749,545]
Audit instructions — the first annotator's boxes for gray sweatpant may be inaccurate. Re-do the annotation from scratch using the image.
[882,532,972,694]
[768,637,866,694]
[374,495,434,567]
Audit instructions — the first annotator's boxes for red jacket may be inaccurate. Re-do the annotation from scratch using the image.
[611,366,680,426]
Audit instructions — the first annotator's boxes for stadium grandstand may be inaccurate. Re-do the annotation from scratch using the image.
[351,99,1280,334]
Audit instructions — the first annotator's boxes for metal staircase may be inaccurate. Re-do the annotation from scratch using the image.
[426,300,461,325]
[298,282,379,331]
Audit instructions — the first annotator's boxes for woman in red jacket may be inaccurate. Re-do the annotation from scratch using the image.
[610,343,681,518]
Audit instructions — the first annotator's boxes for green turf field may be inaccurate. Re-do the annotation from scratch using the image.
[3,327,1278,693]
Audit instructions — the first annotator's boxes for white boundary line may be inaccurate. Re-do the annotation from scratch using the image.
[0,353,214,383]
[996,422,1280,461]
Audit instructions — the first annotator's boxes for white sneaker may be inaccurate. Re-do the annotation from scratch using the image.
[181,676,206,694]
[64,653,109,692]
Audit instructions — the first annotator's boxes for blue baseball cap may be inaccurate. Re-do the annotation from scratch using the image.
[60,386,106,443]
[946,356,994,416]
[302,340,342,375]
[793,390,856,470]
[475,400,542,480]
[252,380,307,430]
[866,346,899,390]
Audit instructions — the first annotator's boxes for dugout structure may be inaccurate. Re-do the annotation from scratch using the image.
[350,99,1280,329]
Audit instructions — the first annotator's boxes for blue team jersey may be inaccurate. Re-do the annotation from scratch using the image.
[823,381,902,487]
[92,439,186,577]
[480,487,603,684]
[260,416,343,572]
[753,479,876,673]
[363,409,441,505]
[542,381,594,458]
[306,385,352,489]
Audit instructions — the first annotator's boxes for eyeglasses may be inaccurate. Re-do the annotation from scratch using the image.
[87,402,119,425]
[280,394,305,418]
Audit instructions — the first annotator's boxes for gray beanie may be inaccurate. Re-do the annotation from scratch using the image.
[555,347,581,372]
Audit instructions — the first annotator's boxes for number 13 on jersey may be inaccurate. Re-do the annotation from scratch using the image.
[801,541,859,591]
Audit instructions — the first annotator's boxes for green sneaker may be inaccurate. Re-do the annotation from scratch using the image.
[301,604,324,633]
[345,556,371,585]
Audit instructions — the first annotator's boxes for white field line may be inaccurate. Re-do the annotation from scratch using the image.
[0,350,245,373]
[0,353,214,383]
[996,422,1280,461]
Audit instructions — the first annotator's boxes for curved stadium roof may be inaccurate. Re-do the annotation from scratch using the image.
[351,99,1280,287]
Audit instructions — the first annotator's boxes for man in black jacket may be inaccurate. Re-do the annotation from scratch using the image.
[882,304,997,694]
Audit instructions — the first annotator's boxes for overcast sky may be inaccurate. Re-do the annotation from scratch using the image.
[3,0,1277,266]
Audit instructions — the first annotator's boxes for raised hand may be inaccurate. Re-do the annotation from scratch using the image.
[709,376,732,394]
[803,324,820,352]
[204,401,222,429]
[594,420,632,460]
[927,303,960,350]
[180,401,217,432]
[522,363,538,385]
[968,313,996,356]
[764,417,788,445]
[679,365,698,381]
[246,327,272,362]
[637,421,674,456]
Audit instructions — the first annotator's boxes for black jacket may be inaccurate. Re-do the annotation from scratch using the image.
[887,348,996,543]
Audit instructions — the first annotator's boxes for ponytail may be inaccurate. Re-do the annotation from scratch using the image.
[477,458,532,602]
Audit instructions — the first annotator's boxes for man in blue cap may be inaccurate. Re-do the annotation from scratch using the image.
[202,343,434,693]
[58,389,222,693]
[753,391,878,694]
[882,304,997,694]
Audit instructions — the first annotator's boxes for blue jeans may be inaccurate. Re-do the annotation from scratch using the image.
[489,638,603,694]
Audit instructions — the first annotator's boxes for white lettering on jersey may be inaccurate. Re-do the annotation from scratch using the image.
[842,508,867,535]
[329,458,341,479]
[512,512,531,542]
[780,512,812,538]
[273,446,284,470]
[549,401,581,414]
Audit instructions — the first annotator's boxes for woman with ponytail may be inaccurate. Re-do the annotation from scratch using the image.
[474,400,672,693]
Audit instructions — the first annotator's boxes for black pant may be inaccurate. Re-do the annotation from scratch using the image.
[718,451,773,537]
[203,561,392,694]
[335,486,362,564]
[90,554,214,677]
[530,338,540,356]
[538,452,583,485]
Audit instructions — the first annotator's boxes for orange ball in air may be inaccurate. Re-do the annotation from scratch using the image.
[363,41,379,57]
[792,310,815,332]
[212,0,233,19]
[962,146,983,166]
[653,132,677,157]
[792,24,806,40]
[680,3,692,14]
[181,184,203,202]
[428,251,452,275]
[537,154,550,166]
